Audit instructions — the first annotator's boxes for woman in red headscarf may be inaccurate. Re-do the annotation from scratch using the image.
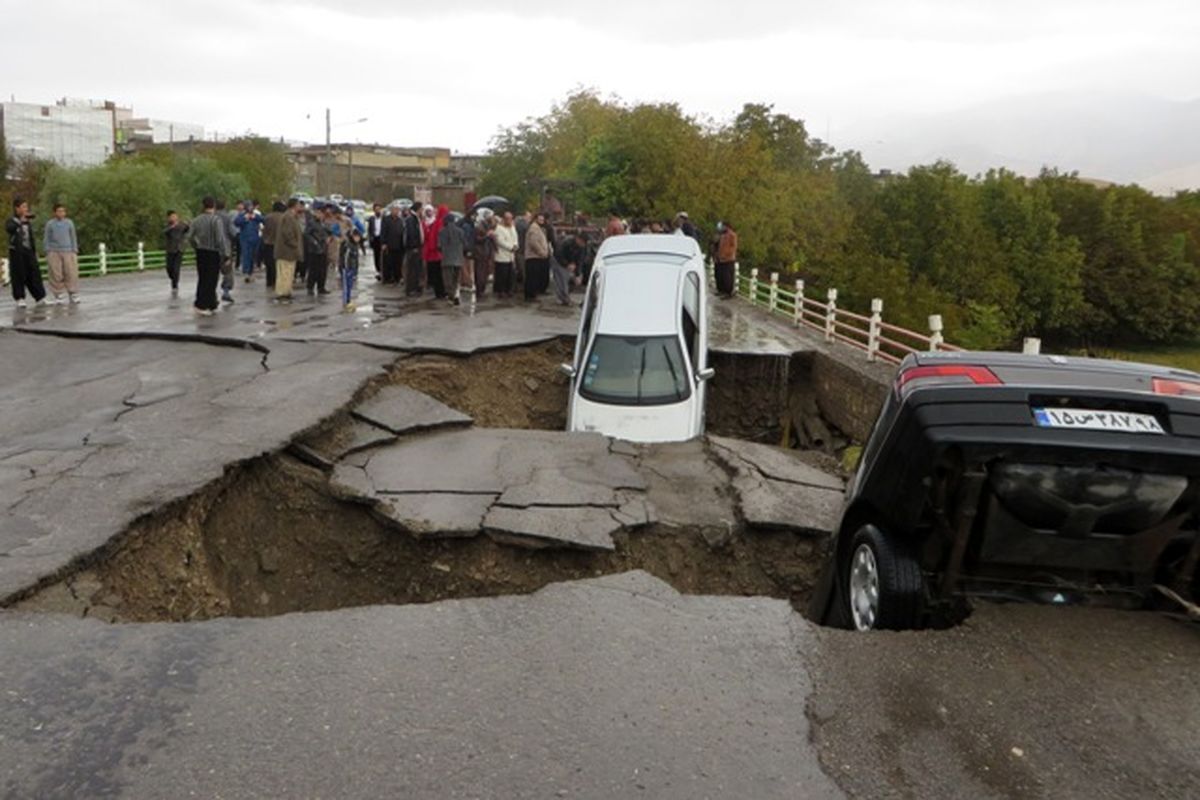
[422,204,449,299]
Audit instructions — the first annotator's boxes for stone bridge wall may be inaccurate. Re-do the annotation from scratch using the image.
[811,352,893,443]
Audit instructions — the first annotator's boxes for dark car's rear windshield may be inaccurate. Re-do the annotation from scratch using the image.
[580,334,691,406]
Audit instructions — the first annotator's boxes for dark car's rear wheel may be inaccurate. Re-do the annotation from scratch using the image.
[846,525,925,631]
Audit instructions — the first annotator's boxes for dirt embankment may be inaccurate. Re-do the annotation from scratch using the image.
[390,338,573,430]
[17,451,825,623]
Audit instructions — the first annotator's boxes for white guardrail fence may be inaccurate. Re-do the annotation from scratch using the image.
[719,262,971,365]
[1,243,196,285]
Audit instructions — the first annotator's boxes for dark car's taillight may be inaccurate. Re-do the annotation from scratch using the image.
[1152,377,1200,399]
[896,364,1003,397]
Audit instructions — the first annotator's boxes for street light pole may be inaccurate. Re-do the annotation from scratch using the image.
[324,107,331,197]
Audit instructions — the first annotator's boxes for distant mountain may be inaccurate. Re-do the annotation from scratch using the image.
[837,92,1200,194]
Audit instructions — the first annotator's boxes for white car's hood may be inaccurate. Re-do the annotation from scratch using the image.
[570,396,697,443]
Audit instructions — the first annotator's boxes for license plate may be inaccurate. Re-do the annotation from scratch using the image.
[1032,407,1165,434]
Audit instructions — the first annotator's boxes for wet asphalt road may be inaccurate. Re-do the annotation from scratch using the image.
[808,603,1200,800]
[1,272,1198,798]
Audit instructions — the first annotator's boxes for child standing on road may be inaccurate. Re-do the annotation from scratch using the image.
[339,227,363,312]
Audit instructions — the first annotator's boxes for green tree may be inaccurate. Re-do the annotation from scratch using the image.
[39,161,177,252]
[170,157,250,215]
[204,137,291,204]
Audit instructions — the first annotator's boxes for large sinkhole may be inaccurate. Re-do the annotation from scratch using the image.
[17,337,853,623]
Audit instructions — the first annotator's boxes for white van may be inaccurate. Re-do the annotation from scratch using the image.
[560,234,713,443]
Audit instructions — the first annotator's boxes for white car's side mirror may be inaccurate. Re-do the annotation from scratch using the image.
[696,367,716,382]
[559,363,577,379]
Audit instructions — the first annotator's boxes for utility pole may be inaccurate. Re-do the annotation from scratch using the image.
[348,145,354,198]
[324,107,331,197]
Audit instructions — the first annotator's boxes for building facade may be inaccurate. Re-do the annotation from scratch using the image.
[1,98,204,175]
[289,145,483,209]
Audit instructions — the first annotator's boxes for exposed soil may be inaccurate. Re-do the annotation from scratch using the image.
[389,338,573,430]
[18,453,824,623]
[16,340,846,624]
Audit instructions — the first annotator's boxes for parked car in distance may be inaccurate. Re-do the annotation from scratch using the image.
[389,198,413,211]
[560,234,713,443]
[290,193,314,209]
[808,351,1200,631]
[350,200,368,217]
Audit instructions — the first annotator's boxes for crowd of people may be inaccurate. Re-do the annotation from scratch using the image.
[7,194,740,314]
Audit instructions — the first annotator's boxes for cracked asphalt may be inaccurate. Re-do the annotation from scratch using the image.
[0,272,1197,799]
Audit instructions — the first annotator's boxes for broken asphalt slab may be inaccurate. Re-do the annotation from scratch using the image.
[0,329,394,602]
[332,428,651,550]
[709,435,844,535]
[0,571,843,799]
[350,383,472,435]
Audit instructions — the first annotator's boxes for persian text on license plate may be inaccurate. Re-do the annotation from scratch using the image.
[1032,408,1165,434]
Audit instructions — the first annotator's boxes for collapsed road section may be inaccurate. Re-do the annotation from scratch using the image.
[17,362,846,622]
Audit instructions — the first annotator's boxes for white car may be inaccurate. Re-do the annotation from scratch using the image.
[560,234,713,443]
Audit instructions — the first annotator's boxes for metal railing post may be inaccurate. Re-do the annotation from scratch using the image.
[749,268,759,304]
[868,298,883,361]
[929,314,944,352]
[825,288,838,342]
[137,241,145,271]
[99,243,107,275]
[768,272,779,313]
[793,279,804,326]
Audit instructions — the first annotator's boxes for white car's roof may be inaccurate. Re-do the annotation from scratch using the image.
[590,235,706,336]
[596,233,701,260]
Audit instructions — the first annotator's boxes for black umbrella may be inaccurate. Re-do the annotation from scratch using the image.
[471,195,509,212]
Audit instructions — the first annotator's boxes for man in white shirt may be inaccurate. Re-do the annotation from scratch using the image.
[492,211,519,298]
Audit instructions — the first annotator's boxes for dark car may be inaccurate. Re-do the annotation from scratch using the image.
[808,351,1200,631]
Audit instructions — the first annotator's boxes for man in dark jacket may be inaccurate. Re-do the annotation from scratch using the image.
[273,199,305,302]
[261,201,285,289]
[188,196,231,315]
[551,232,586,306]
[368,203,385,281]
[6,197,46,308]
[303,206,330,296]
[380,205,405,285]
[402,202,424,296]
[163,209,190,294]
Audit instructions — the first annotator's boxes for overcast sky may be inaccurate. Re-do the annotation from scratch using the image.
[4,1,1198,183]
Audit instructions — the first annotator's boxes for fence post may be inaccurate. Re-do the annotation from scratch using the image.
[749,268,759,304]
[99,243,108,276]
[867,298,883,362]
[768,272,779,313]
[825,288,838,342]
[137,241,146,271]
[1022,337,1042,355]
[928,314,944,352]
[793,279,804,326]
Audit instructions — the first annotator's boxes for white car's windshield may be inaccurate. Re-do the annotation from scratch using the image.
[580,335,691,406]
